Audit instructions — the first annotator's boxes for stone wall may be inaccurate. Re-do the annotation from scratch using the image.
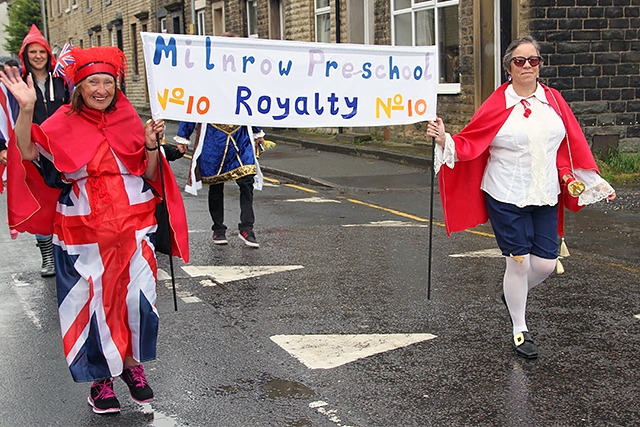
[524,0,640,153]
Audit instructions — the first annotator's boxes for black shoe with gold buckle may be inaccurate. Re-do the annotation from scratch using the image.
[513,331,538,359]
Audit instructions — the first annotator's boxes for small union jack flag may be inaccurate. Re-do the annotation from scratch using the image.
[52,42,74,80]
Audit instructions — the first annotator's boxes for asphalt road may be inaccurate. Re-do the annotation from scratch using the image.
[0,129,638,427]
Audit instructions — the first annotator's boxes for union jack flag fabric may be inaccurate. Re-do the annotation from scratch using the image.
[52,42,74,88]
[45,141,160,382]
[0,83,19,193]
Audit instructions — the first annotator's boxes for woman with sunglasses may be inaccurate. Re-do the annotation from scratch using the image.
[427,35,616,359]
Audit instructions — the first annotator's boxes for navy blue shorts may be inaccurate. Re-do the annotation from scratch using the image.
[484,193,558,260]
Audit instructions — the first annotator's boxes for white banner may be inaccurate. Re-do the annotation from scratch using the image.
[141,32,438,127]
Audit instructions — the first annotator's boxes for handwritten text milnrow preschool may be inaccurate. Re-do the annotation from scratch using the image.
[144,33,437,125]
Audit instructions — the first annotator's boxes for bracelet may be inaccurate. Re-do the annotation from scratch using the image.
[146,145,158,151]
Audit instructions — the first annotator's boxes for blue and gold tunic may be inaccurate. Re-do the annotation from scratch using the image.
[175,122,263,193]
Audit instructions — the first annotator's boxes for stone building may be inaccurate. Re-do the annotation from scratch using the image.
[43,0,639,152]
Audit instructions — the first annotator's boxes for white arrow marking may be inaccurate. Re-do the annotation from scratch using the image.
[342,220,428,228]
[271,333,437,369]
[181,265,304,284]
[284,197,340,203]
[157,268,171,281]
[449,248,503,258]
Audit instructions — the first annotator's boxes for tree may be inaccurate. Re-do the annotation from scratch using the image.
[3,0,43,56]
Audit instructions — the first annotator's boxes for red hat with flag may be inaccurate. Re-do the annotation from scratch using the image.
[65,46,127,85]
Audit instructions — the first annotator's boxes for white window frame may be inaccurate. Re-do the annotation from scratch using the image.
[247,0,258,38]
[160,17,168,33]
[315,0,331,42]
[197,10,206,35]
[390,0,460,94]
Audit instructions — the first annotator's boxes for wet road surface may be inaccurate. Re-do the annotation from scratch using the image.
[0,128,638,426]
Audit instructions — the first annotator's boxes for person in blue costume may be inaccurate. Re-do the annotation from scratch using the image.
[174,121,265,248]
[175,31,265,248]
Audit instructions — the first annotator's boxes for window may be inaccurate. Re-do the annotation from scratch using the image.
[172,14,181,34]
[315,0,330,42]
[109,29,115,46]
[247,0,258,37]
[212,1,225,36]
[160,17,167,33]
[391,0,460,91]
[131,24,139,75]
[197,10,205,35]
[96,34,101,46]
[72,0,78,8]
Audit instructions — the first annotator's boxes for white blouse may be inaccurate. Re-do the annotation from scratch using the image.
[435,84,614,207]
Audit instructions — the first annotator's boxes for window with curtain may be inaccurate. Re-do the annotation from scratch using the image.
[247,0,258,37]
[391,0,460,90]
[315,0,330,42]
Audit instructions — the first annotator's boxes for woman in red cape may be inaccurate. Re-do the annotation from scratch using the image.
[427,36,615,360]
[1,46,189,415]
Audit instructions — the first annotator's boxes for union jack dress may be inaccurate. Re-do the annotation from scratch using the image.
[7,95,189,383]
[43,141,159,382]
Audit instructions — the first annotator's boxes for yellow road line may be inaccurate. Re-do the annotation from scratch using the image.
[263,176,280,185]
[583,256,640,273]
[341,197,495,237]
[284,184,318,193]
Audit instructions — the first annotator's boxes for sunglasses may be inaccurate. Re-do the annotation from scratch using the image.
[511,56,542,67]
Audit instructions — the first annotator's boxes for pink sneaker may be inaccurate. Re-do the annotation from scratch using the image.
[87,378,120,414]
[120,364,154,403]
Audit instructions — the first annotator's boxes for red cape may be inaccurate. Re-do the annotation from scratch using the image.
[439,82,598,237]
[7,94,189,262]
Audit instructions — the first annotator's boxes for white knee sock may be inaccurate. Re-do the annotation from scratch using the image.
[527,255,556,290]
[503,255,531,336]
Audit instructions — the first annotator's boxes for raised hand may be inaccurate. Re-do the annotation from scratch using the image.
[0,65,37,112]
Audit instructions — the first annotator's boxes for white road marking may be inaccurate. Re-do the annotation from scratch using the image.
[271,333,437,369]
[284,196,340,203]
[158,268,171,281]
[634,314,640,320]
[11,274,43,329]
[200,279,216,287]
[309,401,354,426]
[181,265,304,284]
[449,248,503,258]
[180,296,201,303]
[342,220,428,227]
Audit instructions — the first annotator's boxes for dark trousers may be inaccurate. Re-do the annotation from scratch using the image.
[208,174,255,233]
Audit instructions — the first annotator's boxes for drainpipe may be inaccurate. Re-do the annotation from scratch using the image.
[40,0,48,40]
[335,0,342,133]
[335,0,340,43]
[191,0,196,34]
